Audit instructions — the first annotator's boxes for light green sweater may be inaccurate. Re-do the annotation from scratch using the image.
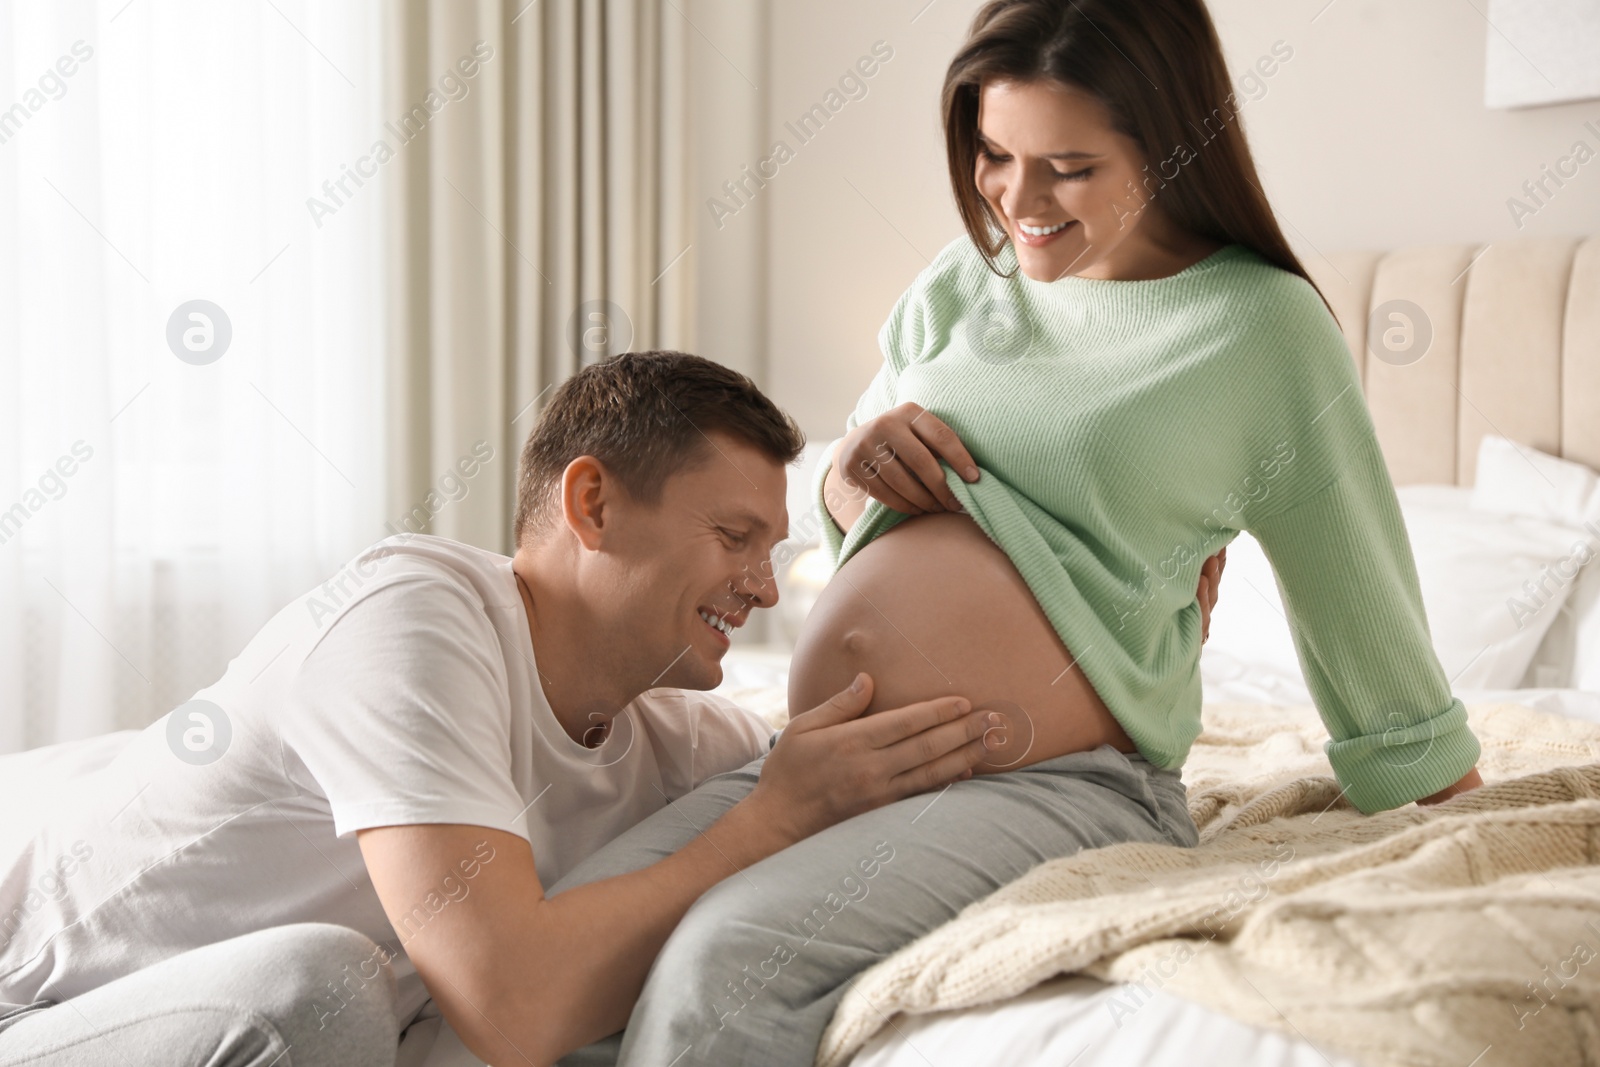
[813,236,1479,815]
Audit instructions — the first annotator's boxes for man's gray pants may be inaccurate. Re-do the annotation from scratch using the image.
[552,741,1199,1067]
[0,923,399,1066]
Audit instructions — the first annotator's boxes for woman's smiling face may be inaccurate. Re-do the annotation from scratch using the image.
[974,78,1189,283]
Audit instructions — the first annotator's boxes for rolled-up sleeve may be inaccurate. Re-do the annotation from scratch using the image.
[1247,431,1481,814]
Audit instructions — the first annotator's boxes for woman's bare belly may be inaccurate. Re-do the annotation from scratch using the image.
[787,512,1138,774]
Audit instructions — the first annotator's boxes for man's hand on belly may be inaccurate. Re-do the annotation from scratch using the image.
[751,672,998,842]
[354,679,993,1066]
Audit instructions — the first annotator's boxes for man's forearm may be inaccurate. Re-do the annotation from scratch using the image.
[477,796,795,1065]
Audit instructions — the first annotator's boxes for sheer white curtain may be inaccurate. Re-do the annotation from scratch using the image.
[0,1,388,753]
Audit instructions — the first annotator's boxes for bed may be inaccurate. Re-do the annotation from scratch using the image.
[5,235,1600,1067]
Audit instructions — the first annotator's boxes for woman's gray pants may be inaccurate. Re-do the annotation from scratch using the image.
[551,742,1198,1067]
[0,923,399,1066]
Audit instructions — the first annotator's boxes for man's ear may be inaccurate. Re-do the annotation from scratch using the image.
[559,455,612,551]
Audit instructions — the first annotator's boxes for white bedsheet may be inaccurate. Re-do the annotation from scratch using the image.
[849,973,1363,1067]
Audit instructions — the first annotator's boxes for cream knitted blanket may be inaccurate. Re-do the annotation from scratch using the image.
[815,701,1600,1067]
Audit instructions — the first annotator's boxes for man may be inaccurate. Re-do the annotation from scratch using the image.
[0,351,1000,1067]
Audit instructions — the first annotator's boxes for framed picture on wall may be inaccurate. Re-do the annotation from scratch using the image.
[1486,0,1600,108]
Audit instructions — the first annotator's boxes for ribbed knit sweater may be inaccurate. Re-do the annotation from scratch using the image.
[812,235,1480,815]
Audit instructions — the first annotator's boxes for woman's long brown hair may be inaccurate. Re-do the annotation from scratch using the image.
[942,0,1339,324]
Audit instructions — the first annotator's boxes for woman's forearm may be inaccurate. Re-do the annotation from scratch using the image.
[823,457,868,533]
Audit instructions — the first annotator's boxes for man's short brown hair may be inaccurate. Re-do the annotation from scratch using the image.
[513,350,806,546]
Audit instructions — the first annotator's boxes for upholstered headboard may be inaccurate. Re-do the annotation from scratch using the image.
[1303,236,1600,486]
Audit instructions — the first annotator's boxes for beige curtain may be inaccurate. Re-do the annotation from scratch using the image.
[382,0,695,555]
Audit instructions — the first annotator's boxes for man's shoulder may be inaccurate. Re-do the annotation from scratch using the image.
[216,533,519,724]
[333,531,511,599]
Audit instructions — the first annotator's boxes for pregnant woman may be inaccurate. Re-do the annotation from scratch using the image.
[550,1,1483,1064]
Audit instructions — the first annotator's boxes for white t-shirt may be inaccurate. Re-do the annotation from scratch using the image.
[0,533,773,1028]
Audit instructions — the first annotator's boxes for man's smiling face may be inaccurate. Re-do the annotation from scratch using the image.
[597,430,790,691]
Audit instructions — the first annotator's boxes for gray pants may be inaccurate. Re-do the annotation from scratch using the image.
[0,923,399,1066]
[551,742,1198,1067]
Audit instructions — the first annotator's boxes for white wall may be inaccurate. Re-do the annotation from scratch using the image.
[685,0,769,384]
[689,0,1600,440]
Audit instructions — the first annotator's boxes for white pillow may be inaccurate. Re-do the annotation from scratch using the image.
[1201,483,1588,695]
[1407,487,1588,687]
[1469,435,1600,690]
[1473,434,1600,527]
